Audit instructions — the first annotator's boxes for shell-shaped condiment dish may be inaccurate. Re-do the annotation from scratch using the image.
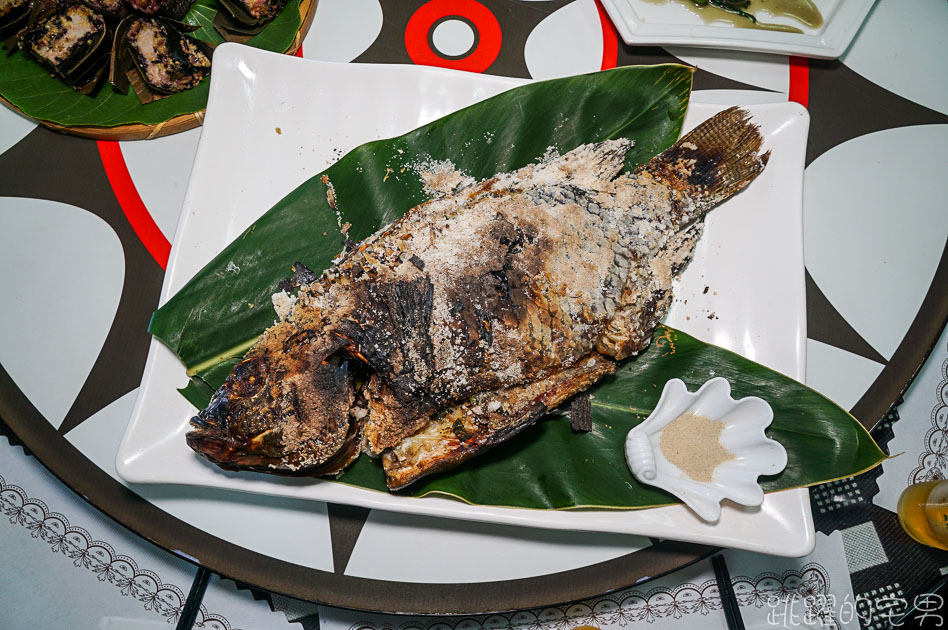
[625,377,787,523]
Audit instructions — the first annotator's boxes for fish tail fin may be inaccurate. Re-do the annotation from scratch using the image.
[644,106,770,215]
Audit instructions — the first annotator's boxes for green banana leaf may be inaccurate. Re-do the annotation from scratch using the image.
[336,326,885,509]
[0,0,301,128]
[148,64,885,509]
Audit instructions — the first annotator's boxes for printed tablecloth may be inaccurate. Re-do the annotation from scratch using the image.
[1,0,946,623]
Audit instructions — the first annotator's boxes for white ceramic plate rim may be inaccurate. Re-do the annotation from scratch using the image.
[600,0,876,58]
[117,46,814,557]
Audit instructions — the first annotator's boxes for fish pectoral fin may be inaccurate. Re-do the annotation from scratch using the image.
[381,353,616,490]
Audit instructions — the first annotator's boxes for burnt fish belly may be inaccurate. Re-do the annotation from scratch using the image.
[186,107,770,489]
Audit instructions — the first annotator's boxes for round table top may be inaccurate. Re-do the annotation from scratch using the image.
[1,0,946,615]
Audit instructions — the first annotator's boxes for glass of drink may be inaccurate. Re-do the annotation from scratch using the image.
[897,480,948,550]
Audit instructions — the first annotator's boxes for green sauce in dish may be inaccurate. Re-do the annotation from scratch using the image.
[642,0,824,34]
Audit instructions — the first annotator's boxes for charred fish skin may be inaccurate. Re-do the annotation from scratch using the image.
[187,107,770,487]
[322,139,641,454]
[186,310,363,475]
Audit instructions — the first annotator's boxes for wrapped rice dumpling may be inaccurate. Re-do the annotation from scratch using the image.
[125,16,210,93]
[0,0,30,39]
[217,0,286,27]
[82,0,127,19]
[20,3,110,92]
[124,0,191,20]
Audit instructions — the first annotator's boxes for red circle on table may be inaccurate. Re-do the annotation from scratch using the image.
[404,0,502,73]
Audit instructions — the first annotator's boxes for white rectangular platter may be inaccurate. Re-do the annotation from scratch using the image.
[600,0,875,58]
[117,44,814,556]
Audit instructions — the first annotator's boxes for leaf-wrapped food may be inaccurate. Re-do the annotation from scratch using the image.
[20,2,110,93]
[125,0,192,20]
[216,0,286,28]
[82,0,126,18]
[123,15,211,94]
[0,0,30,39]
[0,0,304,128]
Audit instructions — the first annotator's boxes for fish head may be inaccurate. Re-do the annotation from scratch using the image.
[186,332,362,475]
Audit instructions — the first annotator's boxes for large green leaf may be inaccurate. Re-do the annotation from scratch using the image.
[0,0,301,128]
[334,326,885,508]
[148,64,884,509]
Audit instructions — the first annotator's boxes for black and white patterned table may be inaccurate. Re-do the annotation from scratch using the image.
[1,0,946,623]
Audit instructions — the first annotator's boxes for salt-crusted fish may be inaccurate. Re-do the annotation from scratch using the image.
[187,107,770,489]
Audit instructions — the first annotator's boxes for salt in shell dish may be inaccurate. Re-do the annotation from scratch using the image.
[625,377,787,523]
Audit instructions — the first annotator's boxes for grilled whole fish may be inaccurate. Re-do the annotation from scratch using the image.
[187,107,770,489]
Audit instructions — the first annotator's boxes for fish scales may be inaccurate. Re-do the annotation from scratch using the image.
[186,107,770,488]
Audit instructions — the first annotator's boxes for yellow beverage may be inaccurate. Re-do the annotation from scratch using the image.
[897,480,948,550]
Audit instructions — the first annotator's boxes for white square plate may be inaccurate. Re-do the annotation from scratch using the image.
[600,0,875,58]
[117,44,814,556]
